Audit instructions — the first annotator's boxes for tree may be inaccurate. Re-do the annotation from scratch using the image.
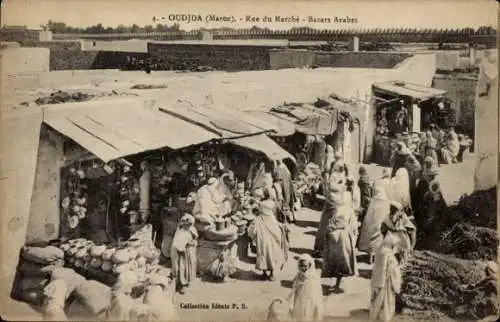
[130,24,140,33]
[144,25,154,32]
[116,24,128,33]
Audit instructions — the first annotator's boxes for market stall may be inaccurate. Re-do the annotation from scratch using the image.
[371,81,448,166]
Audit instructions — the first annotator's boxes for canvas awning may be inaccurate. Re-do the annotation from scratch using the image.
[243,110,296,136]
[157,104,277,137]
[373,81,446,101]
[229,134,296,163]
[42,99,220,162]
[270,104,337,135]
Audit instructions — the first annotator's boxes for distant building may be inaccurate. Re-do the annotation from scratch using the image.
[1,25,28,30]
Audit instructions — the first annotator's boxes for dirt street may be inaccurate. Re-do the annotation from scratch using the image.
[169,207,372,322]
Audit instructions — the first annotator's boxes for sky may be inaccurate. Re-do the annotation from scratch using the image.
[1,0,498,31]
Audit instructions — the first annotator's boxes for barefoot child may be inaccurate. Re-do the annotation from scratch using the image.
[170,214,198,294]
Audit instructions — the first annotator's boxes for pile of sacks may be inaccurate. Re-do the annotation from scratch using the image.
[15,245,65,306]
[16,244,113,320]
[59,238,160,281]
[108,270,179,321]
[44,267,111,320]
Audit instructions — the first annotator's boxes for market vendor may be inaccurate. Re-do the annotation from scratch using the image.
[388,108,409,138]
[192,177,225,223]
[247,157,269,191]
[217,170,237,215]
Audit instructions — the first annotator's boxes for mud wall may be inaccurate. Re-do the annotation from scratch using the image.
[269,50,412,69]
[432,74,478,138]
[26,125,65,243]
[0,47,50,75]
[20,41,146,70]
[148,43,279,71]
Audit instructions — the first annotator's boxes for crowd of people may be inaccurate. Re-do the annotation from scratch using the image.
[163,131,450,322]
[266,132,450,322]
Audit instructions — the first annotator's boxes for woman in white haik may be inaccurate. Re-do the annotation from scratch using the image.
[357,185,391,264]
[370,233,402,322]
[287,254,324,322]
[389,168,412,214]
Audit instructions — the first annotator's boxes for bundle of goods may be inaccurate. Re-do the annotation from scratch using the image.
[187,144,221,187]
[400,250,490,320]
[293,163,322,200]
[419,188,497,257]
[390,133,421,158]
[117,165,141,225]
[61,161,116,230]
[15,244,65,305]
[108,271,178,321]
[436,223,498,261]
[35,90,94,105]
[58,236,160,285]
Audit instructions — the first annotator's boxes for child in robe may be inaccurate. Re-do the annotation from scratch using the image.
[287,254,324,322]
[170,213,198,294]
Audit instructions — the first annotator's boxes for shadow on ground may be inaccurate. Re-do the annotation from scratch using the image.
[358,269,372,280]
[293,220,319,229]
[289,247,315,256]
[229,269,262,282]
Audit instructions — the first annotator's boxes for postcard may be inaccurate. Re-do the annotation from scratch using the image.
[0,0,498,321]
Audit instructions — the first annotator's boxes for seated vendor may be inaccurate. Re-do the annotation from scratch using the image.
[217,170,237,215]
[192,177,223,222]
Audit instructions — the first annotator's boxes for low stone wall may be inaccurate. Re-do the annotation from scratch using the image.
[270,49,412,69]
[17,41,146,70]
[148,43,281,71]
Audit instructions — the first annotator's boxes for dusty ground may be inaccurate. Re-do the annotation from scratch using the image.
[167,206,373,322]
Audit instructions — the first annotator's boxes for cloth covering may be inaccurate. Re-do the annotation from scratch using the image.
[18,260,62,278]
[43,279,69,321]
[22,246,64,265]
[50,267,86,296]
[143,285,179,321]
[253,199,288,271]
[389,168,411,210]
[288,254,324,322]
[107,292,135,321]
[358,186,390,254]
[74,280,112,316]
[19,276,49,292]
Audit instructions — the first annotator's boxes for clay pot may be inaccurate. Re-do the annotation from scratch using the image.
[215,218,225,231]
